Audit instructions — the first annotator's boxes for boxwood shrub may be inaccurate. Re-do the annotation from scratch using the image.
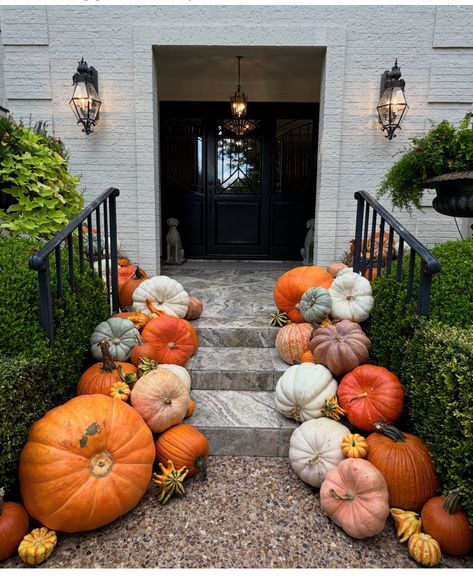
[368,237,473,523]
[0,236,110,496]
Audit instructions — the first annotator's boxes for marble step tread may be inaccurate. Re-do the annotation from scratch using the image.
[185,347,290,391]
[184,390,297,457]
[193,319,278,348]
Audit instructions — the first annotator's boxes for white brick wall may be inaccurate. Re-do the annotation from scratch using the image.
[1,5,472,271]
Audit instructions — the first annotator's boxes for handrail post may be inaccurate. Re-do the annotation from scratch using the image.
[417,264,433,316]
[353,192,365,273]
[37,262,55,345]
[109,189,120,313]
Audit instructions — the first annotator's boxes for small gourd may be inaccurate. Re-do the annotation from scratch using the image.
[408,533,442,567]
[341,433,368,458]
[110,381,131,401]
[296,287,332,324]
[390,508,423,543]
[90,317,142,361]
[18,527,57,565]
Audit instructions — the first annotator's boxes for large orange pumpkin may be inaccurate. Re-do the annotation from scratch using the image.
[76,340,137,396]
[155,424,209,478]
[0,489,29,561]
[19,395,155,532]
[273,266,333,323]
[119,266,149,307]
[182,320,199,354]
[141,316,194,365]
[337,364,404,431]
[275,322,314,364]
[366,423,438,512]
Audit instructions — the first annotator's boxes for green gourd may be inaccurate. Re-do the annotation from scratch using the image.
[296,287,332,324]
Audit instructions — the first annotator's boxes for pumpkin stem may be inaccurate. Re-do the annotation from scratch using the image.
[348,392,368,403]
[329,488,355,502]
[117,365,138,386]
[167,342,177,350]
[444,487,464,514]
[373,422,406,442]
[134,266,147,280]
[100,339,117,372]
[195,456,207,480]
[0,486,4,516]
[146,299,166,317]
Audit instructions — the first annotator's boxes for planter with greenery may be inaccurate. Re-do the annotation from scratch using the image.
[379,113,473,213]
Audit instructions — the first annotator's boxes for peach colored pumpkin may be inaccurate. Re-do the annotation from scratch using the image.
[327,262,348,278]
[184,297,204,320]
[130,368,190,433]
[275,322,314,364]
[320,458,390,539]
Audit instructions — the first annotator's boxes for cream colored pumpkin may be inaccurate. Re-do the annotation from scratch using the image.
[90,317,142,361]
[157,364,191,392]
[275,362,338,422]
[329,272,374,322]
[132,276,190,318]
[130,368,190,433]
[289,417,350,488]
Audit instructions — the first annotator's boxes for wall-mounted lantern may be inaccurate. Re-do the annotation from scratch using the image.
[69,58,102,135]
[377,60,408,140]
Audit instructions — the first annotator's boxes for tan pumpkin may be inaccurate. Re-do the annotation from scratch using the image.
[408,533,442,567]
[320,458,390,539]
[309,320,371,376]
[130,368,190,433]
[327,262,349,278]
[341,433,368,459]
[275,322,314,364]
[184,296,204,320]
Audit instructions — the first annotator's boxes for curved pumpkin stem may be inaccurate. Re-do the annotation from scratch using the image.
[348,392,368,404]
[373,422,406,442]
[329,488,355,502]
[99,340,117,372]
[146,299,167,317]
[444,487,464,514]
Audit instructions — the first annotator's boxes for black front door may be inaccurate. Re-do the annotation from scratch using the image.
[161,102,318,260]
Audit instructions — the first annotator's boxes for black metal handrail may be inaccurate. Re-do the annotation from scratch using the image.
[29,187,120,345]
[353,190,441,316]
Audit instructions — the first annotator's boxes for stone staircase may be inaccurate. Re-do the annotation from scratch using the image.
[162,261,300,457]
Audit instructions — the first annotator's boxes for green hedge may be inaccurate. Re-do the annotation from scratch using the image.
[0,236,110,495]
[368,237,473,523]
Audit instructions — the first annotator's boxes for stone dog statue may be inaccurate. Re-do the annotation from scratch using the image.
[300,218,315,265]
[165,217,186,265]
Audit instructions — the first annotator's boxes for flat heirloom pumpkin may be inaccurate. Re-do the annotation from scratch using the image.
[320,458,390,539]
[132,276,189,318]
[90,317,142,361]
[19,395,155,533]
[289,417,350,487]
[275,322,314,364]
[275,363,338,422]
[329,271,374,322]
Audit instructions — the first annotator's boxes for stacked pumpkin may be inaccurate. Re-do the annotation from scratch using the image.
[271,264,473,564]
[1,271,210,564]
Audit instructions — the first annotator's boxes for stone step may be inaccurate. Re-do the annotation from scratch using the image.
[193,317,279,348]
[184,390,297,457]
[185,347,289,391]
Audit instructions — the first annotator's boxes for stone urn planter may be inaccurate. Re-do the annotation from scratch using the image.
[424,171,473,217]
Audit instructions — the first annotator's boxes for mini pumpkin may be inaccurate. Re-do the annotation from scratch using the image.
[329,271,374,322]
[18,527,57,565]
[299,350,316,364]
[390,508,423,543]
[0,487,29,561]
[275,322,314,364]
[90,317,142,361]
[155,424,209,478]
[184,296,204,320]
[110,381,131,401]
[184,399,196,418]
[320,458,390,539]
[132,276,190,318]
[296,287,332,324]
[275,363,338,422]
[408,533,442,567]
[310,320,371,377]
[327,262,348,278]
[341,433,368,459]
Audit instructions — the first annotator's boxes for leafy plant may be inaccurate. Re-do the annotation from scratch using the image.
[379,113,473,211]
[0,117,83,238]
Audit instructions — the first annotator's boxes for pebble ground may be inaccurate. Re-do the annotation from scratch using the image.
[3,456,473,569]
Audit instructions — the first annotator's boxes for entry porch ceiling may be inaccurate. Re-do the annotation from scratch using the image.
[155,46,324,103]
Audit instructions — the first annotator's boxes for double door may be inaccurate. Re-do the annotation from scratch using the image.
[161,102,318,260]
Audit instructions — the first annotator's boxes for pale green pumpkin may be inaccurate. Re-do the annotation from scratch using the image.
[296,287,332,324]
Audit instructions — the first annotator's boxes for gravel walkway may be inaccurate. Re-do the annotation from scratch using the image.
[3,457,472,569]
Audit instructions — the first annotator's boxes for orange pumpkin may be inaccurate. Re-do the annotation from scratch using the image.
[337,364,404,431]
[299,350,316,364]
[184,296,204,320]
[19,395,155,532]
[76,340,137,396]
[366,423,438,512]
[155,424,209,478]
[275,323,314,364]
[184,399,196,418]
[421,489,473,556]
[182,320,199,354]
[0,488,29,561]
[130,343,162,367]
[141,316,194,365]
[119,266,149,308]
[112,311,150,330]
[273,266,333,323]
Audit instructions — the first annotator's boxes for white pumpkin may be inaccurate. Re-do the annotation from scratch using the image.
[329,271,374,322]
[289,417,350,488]
[336,267,353,277]
[132,275,190,318]
[157,364,191,392]
[275,362,338,422]
[90,317,142,361]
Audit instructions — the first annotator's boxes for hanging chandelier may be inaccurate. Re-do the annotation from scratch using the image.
[223,56,256,135]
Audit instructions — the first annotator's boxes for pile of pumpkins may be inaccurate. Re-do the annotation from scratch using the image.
[271,264,473,566]
[0,265,209,565]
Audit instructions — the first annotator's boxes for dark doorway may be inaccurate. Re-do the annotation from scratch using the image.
[160,102,318,260]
